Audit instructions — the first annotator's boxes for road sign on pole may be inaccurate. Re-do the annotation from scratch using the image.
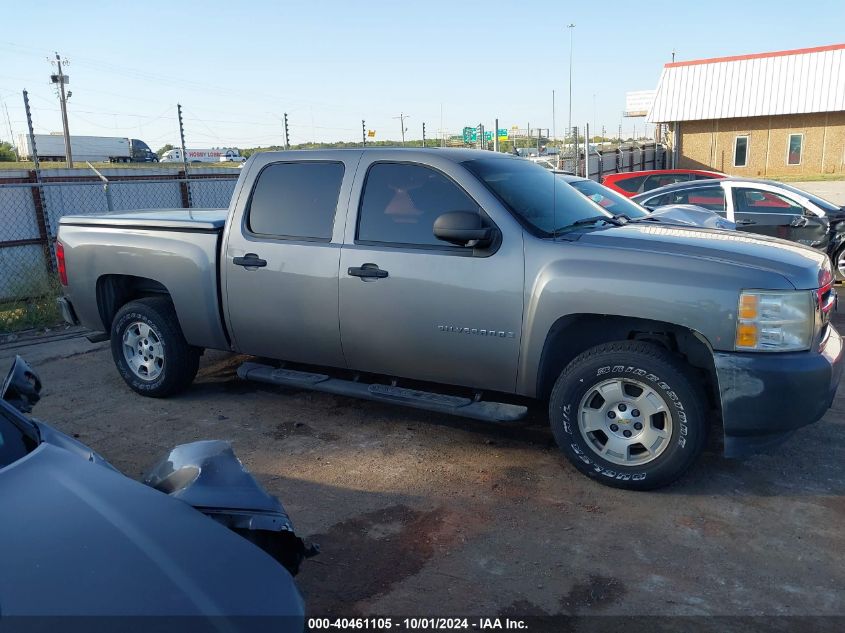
[497,128,508,141]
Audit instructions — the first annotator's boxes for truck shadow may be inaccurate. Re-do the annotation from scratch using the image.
[182,351,845,500]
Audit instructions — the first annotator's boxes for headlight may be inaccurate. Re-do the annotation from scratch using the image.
[735,290,814,352]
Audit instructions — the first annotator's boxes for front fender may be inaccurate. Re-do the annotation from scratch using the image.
[516,240,789,397]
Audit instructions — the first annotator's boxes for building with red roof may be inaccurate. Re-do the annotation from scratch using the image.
[648,44,845,177]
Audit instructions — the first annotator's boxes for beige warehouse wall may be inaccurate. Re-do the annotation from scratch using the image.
[674,114,845,177]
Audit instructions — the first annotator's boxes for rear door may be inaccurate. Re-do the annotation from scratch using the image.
[222,154,358,367]
[728,184,829,247]
[337,154,524,393]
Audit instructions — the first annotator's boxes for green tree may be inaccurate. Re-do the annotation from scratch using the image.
[156,144,174,158]
[0,140,17,161]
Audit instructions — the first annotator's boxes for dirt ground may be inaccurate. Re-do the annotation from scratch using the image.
[2,315,844,619]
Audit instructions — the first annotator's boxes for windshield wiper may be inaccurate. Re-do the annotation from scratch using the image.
[556,214,629,232]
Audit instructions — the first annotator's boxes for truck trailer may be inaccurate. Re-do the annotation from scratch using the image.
[160,148,245,163]
[15,134,157,163]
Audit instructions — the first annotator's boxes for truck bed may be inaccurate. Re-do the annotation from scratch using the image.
[58,209,229,350]
[59,208,228,232]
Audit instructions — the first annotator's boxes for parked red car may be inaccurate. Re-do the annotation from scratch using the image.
[602,169,725,197]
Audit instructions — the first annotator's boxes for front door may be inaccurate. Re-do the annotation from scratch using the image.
[730,185,830,248]
[224,157,353,367]
[338,158,524,393]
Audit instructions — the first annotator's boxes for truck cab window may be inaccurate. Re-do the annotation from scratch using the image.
[248,161,344,240]
[357,163,480,247]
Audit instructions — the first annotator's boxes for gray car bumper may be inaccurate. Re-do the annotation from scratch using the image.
[714,324,843,458]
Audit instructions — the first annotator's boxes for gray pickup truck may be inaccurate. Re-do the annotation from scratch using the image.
[56,149,842,490]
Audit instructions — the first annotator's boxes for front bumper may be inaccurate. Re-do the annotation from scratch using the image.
[714,324,843,458]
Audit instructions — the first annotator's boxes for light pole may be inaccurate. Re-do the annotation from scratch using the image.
[567,23,575,147]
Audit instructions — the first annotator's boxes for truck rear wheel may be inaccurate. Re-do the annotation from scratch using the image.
[548,341,706,490]
[110,297,200,398]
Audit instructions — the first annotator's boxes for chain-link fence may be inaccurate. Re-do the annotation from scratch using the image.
[0,169,238,334]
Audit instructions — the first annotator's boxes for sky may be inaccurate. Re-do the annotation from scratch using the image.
[1,0,844,150]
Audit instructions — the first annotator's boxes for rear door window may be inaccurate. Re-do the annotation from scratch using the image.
[647,186,726,212]
[642,173,690,192]
[610,175,647,193]
[247,161,345,240]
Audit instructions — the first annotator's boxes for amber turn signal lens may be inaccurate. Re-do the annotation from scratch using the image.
[736,323,758,348]
[739,294,758,320]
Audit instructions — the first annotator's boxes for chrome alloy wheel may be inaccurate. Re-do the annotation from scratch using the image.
[122,321,164,381]
[577,377,673,466]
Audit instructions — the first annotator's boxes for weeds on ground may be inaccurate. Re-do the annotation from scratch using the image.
[0,275,62,335]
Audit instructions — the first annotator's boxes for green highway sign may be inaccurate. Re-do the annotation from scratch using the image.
[498,128,508,141]
[462,127,477,143]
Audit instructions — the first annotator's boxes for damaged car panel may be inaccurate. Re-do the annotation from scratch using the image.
[0,357,311,627]
[144,439,318,575]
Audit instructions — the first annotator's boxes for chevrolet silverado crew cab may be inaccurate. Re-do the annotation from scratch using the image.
[56,149,842,490]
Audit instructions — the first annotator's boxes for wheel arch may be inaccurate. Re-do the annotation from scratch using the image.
[96,274,172,332]
[535,314,720,414]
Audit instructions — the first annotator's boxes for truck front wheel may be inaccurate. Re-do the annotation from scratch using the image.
[110,297,200,397]
[549,341,706,490]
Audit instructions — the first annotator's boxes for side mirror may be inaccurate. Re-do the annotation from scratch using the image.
[433,211,493,247]
[2,356,42,413]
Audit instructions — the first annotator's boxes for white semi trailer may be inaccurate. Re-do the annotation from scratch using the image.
[16,134,157,163]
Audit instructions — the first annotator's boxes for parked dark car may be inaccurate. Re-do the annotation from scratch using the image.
[602,169,725,197]
[633,178,845,279]
[0,356,314,629]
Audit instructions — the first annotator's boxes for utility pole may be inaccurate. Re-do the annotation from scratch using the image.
[51,52,73,168]
[422,122,426,148]
[552,89,556,144]
[393,112,409,146]
[494,118,499,152]
[567,24,575,147]
[283,113,290,150]
[362,120,366,147]
[177,103,191,208]
[0,95,18,159]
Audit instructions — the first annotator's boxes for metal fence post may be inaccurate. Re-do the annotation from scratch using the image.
[22,89,54,274]
[177,104,192,208]
[87,162,113,212]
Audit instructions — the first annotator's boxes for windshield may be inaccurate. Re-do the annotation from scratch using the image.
[463,158,613,235]
[568,179,649,219]
[776,183,842,213]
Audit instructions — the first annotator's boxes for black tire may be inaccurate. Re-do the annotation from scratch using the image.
[549,341,706,491]
[833,245,845,282]
[110,297,200,398]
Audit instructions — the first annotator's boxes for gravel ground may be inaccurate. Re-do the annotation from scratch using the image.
[2,316,844,619]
